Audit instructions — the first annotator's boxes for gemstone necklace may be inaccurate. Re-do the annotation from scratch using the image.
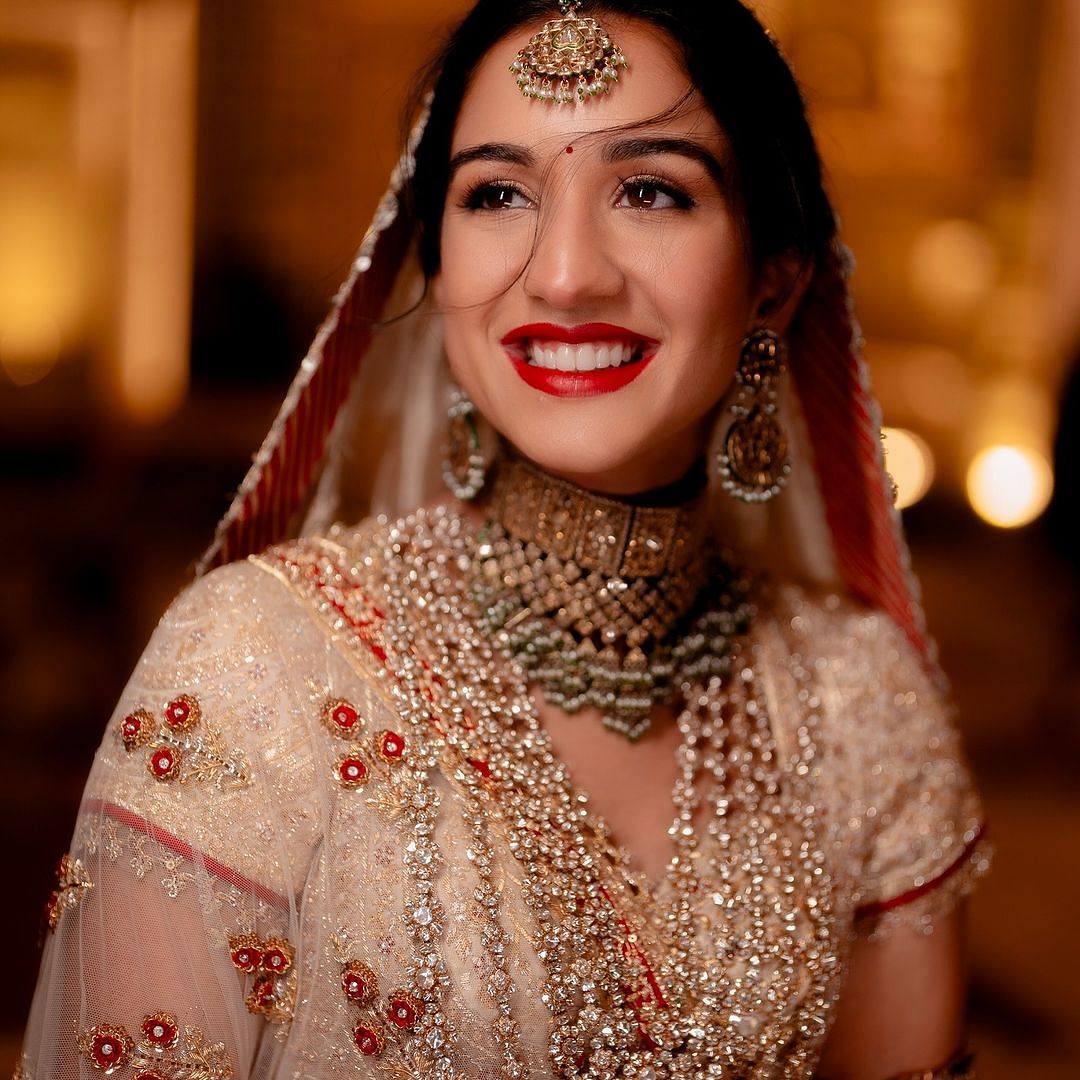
[469,455,754,741]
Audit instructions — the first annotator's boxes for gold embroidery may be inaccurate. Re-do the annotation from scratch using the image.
[80,1015,232,1078]
[44,853,92,932]
[228,933,297,1024]
[118,695,251,789]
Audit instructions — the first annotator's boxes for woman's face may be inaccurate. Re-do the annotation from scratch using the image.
[435,18,775,495]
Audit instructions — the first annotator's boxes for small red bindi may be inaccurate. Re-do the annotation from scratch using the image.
[565,145,574,154]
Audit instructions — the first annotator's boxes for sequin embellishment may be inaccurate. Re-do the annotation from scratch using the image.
[342,960,379,1006]
[322,698,362,738]
[80,1023,134,1073]
[352,1021,387,1057]
[79,1015,231,1078]
[118,695,250,789]
[375,729,406,763]
[334,749,369,789]
[228,933,296,1023]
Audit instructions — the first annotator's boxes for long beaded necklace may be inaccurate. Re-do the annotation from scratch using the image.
[336,508,840,1079]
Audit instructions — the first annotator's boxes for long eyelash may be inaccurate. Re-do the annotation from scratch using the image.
[621,174,696,210]
[459,179,528,210]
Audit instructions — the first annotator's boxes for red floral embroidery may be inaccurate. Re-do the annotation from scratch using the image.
[148,746,181,781]
[386,989,422,1030]
[119,708,155,751]
[246,973,277,1015]
[81,1014,231,1079]
[228,933,296,1023]
[123,694,249,788]
[163,694,200,732]
[322,698,362,738]
[334,750,369,789]
[80,1023,134,1072]
[140,1013,179,1050]
[352,1020,387,1057]
[228,933,263,973]
[260,937,293,977]
[375,729,406,763]
[341,960,379,1006]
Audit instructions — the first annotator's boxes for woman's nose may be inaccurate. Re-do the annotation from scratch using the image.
[522,196,625,309]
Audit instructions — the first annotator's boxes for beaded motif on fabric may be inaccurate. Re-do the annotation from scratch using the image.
[117,695,251,788]
[259,510,846,1079]
[79,1014,232,1078]
[228,934,297,1023]
[43,853,92,932]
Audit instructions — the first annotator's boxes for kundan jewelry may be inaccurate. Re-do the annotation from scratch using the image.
[717,328,792,503]
[442,385,487,501]
[469,454,754,740]
[510,2,629,104]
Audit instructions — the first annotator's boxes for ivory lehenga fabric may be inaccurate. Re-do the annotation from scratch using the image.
[19,508,987,1079]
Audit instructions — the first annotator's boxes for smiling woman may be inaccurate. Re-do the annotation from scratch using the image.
[436,24,765,494]
[18,3,988,1080]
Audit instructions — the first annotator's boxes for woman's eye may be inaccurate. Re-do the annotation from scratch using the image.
[465,183,532,211]
[618,179,693,211]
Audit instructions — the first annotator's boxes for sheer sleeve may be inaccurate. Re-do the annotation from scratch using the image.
[832,607,990,937]
[17,561,326,1079]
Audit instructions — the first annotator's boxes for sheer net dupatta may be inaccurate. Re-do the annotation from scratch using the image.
[198,111,442,573]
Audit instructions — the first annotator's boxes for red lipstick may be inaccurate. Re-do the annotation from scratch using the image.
[500,323,659,398]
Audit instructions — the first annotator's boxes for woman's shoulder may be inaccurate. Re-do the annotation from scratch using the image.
[750,576,924,675]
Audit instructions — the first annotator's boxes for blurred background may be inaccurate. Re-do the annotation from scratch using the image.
[1,0,1077,1074]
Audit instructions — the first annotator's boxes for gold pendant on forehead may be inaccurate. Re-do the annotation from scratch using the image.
[510,2,629,104]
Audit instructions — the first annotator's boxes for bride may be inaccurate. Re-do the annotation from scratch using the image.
[20,2,988,1078]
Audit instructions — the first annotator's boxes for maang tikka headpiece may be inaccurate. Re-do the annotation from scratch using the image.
[511,2,628,104]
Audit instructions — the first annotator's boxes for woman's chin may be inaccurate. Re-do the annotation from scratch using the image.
[502,437,699,498]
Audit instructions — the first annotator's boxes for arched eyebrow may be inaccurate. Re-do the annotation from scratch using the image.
[602,136,727,188]
[448,142,535,180]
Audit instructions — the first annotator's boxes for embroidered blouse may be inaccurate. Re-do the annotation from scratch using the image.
[19,509,988,1080]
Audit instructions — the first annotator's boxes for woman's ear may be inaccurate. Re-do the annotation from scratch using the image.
[750,251,814,336]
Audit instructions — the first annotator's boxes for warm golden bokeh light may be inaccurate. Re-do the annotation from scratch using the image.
[882,427,936,510]
[0,175,83,387]
[966,445,1054,529]
[909,219,998,319]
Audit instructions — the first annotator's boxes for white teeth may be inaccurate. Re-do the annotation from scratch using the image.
[526,340,640,371]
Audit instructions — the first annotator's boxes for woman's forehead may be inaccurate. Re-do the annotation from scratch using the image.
[450,18,725,154]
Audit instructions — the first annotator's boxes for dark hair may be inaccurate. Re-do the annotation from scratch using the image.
[406,0,836,278]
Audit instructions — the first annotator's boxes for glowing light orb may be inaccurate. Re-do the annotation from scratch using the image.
[882,427,935,510]
[966,446,1054,529]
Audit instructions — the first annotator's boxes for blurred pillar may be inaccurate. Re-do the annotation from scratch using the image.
[1036,0,1080,359]
[116,0,199,423]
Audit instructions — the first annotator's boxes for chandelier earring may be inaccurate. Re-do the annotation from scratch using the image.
[717,328,792,503]
[442,385,487,501]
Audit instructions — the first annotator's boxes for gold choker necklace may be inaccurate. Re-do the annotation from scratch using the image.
[469,457,753,739]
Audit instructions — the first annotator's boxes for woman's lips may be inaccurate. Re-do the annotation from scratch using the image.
[500,323,659,398]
